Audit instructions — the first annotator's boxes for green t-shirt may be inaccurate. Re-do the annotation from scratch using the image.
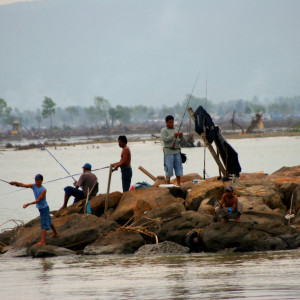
[160,126,182,154]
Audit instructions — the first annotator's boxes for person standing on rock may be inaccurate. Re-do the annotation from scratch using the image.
[61,163,98,209]
[113,135,132,192]
[10,174,59,245]
[215,185,243,223]
[161,115,183,186]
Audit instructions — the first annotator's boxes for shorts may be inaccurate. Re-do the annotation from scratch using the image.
[64,186,86,203]
[164,152,183,178]
[39,206,52,230]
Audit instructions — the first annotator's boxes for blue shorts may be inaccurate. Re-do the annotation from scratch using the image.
[39,206,52,230]
[164,152,183,178]
[64,186,86,203]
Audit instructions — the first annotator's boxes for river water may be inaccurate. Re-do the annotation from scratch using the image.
[1,136,300,299]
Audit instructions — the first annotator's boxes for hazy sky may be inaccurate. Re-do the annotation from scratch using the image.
[1,0,300,109]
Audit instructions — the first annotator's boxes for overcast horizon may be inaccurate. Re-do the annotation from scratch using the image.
[1,0,300,110]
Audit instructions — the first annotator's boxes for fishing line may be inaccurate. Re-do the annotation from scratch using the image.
[2,166,110,196]
[22,124,76,182]
[43,166,109,184]
[172,72,200,149]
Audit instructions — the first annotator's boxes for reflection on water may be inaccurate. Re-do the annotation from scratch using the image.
[1,250,300,299]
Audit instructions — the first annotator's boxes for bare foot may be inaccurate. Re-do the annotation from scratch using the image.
[50,233,59,238]
[34,241,46,246]
[235,217,241,223]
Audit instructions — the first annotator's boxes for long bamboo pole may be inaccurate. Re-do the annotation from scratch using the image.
[138,166,157,181]
[105,164,113,215]
[187,107,227,176]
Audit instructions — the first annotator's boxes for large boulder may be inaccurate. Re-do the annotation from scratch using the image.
[267,165,300,185]
[54,192,122,218]
[185,181,224,211]
[110,187,184,224]
[10,214,118,250]
[30,245,75,257]
[171,173,202,184]
[83,230,145,255]
[235,179,285,211]
[279,182,299,209]
[199,222,299,252]
[90,192,122,216]
[135,241,190,256]
[291,185,300,215]
[155,211,213,245]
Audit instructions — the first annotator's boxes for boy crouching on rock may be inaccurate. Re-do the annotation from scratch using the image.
[215,185,243,223]
[10,174,58,245]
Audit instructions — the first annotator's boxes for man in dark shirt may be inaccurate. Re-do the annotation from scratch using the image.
[60,163,98,209]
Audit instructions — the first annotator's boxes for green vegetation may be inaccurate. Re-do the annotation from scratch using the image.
[0,95,300,130]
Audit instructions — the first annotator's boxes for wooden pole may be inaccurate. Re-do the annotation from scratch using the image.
[138,166,157,181]
[105,164,113,215]
[187,107,227,177]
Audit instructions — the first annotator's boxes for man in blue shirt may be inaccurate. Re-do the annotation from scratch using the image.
[10,174,58,245]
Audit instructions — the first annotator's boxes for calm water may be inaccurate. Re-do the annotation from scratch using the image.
[1,136,300,299]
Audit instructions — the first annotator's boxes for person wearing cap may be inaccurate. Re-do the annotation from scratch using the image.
[112,135,132,192]
[61,163,98,209]
[10,174,59,245]
[215,185,243,223]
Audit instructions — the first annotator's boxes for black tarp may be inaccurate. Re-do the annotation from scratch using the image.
[194,106,241,177]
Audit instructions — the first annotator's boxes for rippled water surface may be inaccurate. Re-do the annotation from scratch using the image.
[1,251,300,299]
[1,137,300,299]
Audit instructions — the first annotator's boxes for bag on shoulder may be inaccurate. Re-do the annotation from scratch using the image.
[180,152,187,163]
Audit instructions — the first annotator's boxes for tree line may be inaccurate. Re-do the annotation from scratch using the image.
[0,95,300,130]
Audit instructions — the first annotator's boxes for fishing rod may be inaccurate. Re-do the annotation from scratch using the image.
[203,70,208,179]
[22,124,76,182]
[172,72,200,149]
[43,166,109,184]
[2,165,110,196]
[178,72,200,132]
[0,178,10,184]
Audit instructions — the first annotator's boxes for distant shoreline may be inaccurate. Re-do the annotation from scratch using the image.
[1,130,300,151]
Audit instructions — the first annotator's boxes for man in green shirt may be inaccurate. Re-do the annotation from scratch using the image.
[160,115,184,186]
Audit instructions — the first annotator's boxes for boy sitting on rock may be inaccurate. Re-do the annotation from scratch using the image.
[215,185,243,223]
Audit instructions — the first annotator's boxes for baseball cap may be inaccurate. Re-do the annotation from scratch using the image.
[225,185,233,192]
[35,174,43,181]
[82,163,92,170]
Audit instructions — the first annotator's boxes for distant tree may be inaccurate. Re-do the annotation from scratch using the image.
[42,96,56,130]
[1,106,15,126]
[115,105,131,123]
[94,97,110,127]
[85,106,98,127]
[108,107,121,127]
[65,106,79,128]
[244,106,252,114]
[0,98,7,118]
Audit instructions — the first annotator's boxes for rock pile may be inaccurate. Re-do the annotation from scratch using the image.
[1,166,300,258]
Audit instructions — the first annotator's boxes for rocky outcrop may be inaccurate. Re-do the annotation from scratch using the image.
[84,230,145,255]
[185,181,224,211]
[2,166,300,258]
[199,222,300,252]
[135,241,189,256]
[110,187,184,224]
[30,245,75,257]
